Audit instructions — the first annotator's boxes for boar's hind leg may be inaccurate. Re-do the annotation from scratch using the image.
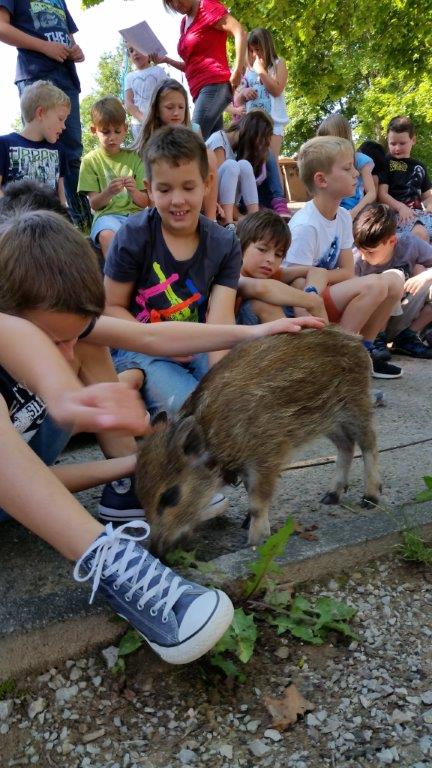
[243,463,278,546]
[321,427,355,505]
[357,422,381,508]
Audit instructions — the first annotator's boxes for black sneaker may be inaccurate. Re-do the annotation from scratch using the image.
[370,353,403,379]
[98,477,144,524]
[373,331,392,361]
[420,323,432,347]
[392,328,432,359]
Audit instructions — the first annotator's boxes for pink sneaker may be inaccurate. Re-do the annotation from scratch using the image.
[271,197,291,219]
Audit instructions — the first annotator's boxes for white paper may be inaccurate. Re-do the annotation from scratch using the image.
[119,20,167,56]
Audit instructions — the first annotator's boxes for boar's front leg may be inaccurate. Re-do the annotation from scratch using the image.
[243,462,279,546]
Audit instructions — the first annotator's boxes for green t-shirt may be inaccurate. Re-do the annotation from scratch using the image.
[78,147,145,220]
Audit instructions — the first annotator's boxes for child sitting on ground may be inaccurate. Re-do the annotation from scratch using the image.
[134,79,219,221]
[235,210,328,324]
[78,96,149,258]
[205,110,274,227]
[284,135,405,379]
[0,313,234,666]
[124,45,168,138]
[378,116,432,243]
[317,113,376,219]
[105,125,242,410]
[0,80,69,205]
[353,203,432,359]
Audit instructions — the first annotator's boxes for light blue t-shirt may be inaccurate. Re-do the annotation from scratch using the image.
[341,151,373,211]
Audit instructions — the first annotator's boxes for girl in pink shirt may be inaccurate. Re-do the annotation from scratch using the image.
[155,0,246,140]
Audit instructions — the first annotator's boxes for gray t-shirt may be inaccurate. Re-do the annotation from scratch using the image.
[105,207,241,323]
[354,233,432,280]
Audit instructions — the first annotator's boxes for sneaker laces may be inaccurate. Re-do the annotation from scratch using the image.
[73,522,191,621]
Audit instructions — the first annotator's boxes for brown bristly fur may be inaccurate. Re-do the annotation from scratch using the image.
[136,326,381,554]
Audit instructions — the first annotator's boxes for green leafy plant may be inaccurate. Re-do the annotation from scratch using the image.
[165,548,216,575]
[210,609,258,681]
[243,518,296,599]
[266,595,358,645]
[396,528,432,565]
[0,678,15,700]
[415,476,432,503]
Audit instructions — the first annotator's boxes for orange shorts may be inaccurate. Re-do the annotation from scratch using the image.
[322,287,344,323]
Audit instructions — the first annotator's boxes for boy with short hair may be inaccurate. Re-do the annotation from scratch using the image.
[284,135,405,379]
[378,116,432,243]
[78,96,149,258]
[104,125,242,413]
[353,203,432,358]
[0,80,69,204]
[0,0,88,227]
[235,210,329,324]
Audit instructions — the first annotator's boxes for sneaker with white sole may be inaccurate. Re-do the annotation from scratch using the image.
[98,477,144,523]
[74,521,234,665]
[369,349,403,379]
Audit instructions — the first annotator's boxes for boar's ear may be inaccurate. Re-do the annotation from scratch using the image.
[172,416,206,459]
[151,411,168,432]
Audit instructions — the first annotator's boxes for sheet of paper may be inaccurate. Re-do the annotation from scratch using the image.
[119,20,167,56]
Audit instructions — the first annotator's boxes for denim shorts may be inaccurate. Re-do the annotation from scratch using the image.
[0,415,71,522]
[397,211,432,239]
[90,214,129,244]
[236,300,294,325]
[111,348,209,416]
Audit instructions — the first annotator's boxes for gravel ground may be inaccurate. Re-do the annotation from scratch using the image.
[1,557,432,768]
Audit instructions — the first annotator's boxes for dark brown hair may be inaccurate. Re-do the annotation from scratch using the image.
[352,203,397,249]
[0,211,105,317]
[91,96,127,129]
[225,110,274,176]
[143,125,209,182]
[237,210,291,254]
[0,180,71,220]
[387,116,415,138]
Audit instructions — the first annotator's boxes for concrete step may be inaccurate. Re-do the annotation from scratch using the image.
[1,354,431,680]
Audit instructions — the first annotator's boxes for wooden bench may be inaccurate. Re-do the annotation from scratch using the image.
[278,157,310,203]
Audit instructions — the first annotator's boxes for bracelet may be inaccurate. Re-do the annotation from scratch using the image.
[304,286,318,294]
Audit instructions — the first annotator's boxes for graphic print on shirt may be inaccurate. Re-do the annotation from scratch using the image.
[389,159,425,208]
[317,236,340,270]
[9,381,46,442]
[8,145,60,188]
[244,70,271,115]
[135,262,203,323]
[30,0,72,45]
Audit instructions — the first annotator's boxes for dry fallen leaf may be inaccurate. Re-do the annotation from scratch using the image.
[264,684,314,730]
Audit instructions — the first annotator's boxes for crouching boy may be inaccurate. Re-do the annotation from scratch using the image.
[353,203,432,358]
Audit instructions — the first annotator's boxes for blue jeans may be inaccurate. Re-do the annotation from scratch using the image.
[192,82,232,140]
[17,73,91,230]
[0,415,70,522]
[258,151,284,207]
[237,300,294,326]
[112,349,209,416]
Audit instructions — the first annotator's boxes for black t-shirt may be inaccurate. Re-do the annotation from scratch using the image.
[104,207,241,323]
[0,0,80,88]
[379,155,432,209]
[0,132,66,190]
[0,365,46,441]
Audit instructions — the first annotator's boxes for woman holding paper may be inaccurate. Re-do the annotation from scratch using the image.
[155,0,246,140]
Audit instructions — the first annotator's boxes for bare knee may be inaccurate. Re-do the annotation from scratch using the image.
[380,271,405,301]
[250,299,285,323]
[98,230,115,257]
[412,223,429,243]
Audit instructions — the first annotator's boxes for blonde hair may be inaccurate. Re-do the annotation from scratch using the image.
[91,96,127,130]
[317,114,355,153]
[298,136,354,193]
[20,80,71,124]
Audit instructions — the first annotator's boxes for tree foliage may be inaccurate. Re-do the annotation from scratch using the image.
[79,0,432,164]
[229,0,432,164]
[80,42,129,154]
